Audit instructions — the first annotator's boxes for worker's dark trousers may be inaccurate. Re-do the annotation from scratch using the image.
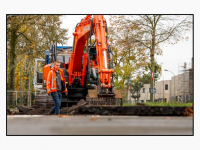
[50,91,62,114]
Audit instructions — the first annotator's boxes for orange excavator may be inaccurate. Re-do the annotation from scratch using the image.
[34,15,122,107]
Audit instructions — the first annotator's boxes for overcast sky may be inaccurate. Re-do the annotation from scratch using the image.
[60,15,193,82]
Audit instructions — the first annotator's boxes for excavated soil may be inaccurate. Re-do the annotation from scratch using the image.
[78,106,193,116]
[7,105,193,116]
[7,106,73,115]
[7,106,51,115]
[7,99,87,115]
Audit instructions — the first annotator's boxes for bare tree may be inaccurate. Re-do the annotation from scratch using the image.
[110,15,192,102]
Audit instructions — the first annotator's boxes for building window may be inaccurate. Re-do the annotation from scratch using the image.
[165,84,168,90]
[143,88,145,93]
[163,98,167,102]
[186,94,189,101]
[158,98,162,102]
[146,100,150,103]
[140,100,144,103]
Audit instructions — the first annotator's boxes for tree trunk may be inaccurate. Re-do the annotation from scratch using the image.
[150,26,156,102]
[8,29,17,90]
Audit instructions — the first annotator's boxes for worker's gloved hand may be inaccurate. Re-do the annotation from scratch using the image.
[65,91,68,96]
[47,93,51,96]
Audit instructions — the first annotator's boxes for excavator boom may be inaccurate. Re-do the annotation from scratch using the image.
[67,15,122,106]
[68,15,113,90]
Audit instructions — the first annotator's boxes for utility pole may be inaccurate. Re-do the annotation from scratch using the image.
[165,69,175,102]
[163,76,164,102]
[183,62,186,103]
[152,71,154,102]
[129,76,131,103]
[153,75,154,102]
[174,76,175,102]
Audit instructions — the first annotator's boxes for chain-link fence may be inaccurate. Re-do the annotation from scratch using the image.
[7,90,40,108]
[126,89,193,104]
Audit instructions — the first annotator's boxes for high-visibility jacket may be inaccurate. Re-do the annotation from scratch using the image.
[46,67,68,94]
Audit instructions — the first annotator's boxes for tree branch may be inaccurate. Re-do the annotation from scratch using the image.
[155,16,189,45]
[20,32,32,43]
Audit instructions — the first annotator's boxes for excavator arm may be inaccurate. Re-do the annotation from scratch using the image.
[68,15,113,91]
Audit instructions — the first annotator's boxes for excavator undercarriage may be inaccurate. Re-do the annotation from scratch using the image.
[86,88,123,106]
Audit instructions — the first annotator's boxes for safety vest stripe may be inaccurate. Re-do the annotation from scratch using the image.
[47,88,56,92]
[51,70,54,89]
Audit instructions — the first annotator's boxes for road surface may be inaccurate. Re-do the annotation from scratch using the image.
[7,115,193,135]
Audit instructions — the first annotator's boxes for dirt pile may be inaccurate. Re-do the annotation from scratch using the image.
[7,106,72,115]
[184,107,193,116]
[12,106,52,115]
[7,99,87,115]
[7,102,193,116]
[78,106,194,116]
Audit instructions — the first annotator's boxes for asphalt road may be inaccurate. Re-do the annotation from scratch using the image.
[7,115,193,135]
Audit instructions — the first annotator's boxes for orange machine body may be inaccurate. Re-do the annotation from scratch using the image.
[43,63,52,87]
[68,15,113,89]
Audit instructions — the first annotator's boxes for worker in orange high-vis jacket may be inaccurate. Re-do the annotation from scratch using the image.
[46,61,68,115]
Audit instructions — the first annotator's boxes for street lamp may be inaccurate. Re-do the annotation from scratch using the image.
[165,69,175,102]
[161,76,164,102]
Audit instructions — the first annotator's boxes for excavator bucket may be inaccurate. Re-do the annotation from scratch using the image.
[86,88,123,106]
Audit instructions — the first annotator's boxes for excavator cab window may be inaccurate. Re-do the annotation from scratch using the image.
[57,55,66,68]
[57,55,64,63]
[89,46,96,61]
[64,55,70,63]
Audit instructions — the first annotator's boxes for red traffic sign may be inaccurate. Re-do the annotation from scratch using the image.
[152,72,154,81]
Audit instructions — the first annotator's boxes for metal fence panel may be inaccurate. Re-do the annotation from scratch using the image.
[7,91,40,108]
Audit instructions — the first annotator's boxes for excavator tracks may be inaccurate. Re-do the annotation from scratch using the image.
[34,87,123,110]
[86,89,123,106]
[86,97,123,106]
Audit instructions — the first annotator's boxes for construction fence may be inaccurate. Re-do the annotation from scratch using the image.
[6,90,40,108]
[126,91,193,104]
